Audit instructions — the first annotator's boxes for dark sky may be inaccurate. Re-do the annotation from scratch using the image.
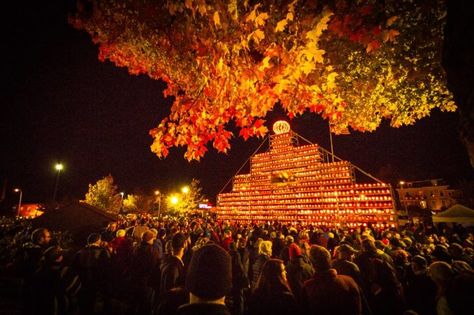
[1,1,473,208]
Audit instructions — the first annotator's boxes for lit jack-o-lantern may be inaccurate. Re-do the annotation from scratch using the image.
[273,120,291,134]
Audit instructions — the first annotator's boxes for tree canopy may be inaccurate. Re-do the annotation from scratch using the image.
[70,0,455,161]
[83,174,122,213]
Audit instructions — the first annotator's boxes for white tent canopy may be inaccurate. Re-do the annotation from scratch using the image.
[432,204,474,223]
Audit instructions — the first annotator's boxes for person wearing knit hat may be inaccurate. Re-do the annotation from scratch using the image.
[286,243,314,303]
[288,243,302,261]
[177,244,232,315]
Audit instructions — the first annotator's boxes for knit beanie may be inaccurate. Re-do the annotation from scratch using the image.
[309,245,331,271]
[186,244,232,300]
[289,243,302,260]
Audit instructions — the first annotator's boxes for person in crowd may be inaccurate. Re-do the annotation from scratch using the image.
[101,221,118,243]
[159,232,188,315]
[355,238,405,315]
[390,247,411,289]
[16,227,52,315]
[279,235,294,264]
[463,232,474,249]
[405,255,437,315]
[236,235,250,280]
[247,237,262,284]
[428,261,454,315]
[285,243,313,304]
[431,244,453,264]
[227,242,248,315]
[221,229,233,251]
[332,243,363,287]
[177,243,232,315]
[446,270,474,315]
[302,245,361,315]
[34,245,81,315]
[128,230,162,315]
[250,240,272,291]
[74,233,111,315]
[150,228,164,261]
[271,232,285,260]
[247,259,299,315]
[132,218,149,243]
[451,259,472,276]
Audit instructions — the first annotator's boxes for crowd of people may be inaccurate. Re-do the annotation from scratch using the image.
[1,214,474,315]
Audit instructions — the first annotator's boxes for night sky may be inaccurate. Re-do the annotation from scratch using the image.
[1,1,473,209]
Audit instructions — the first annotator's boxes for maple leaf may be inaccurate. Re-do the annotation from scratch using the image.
[227,0,238,20]
[213,11,220,28]
[251,29,265,44]
[246,4,261,23]
[383,29,400,43]
[366,40,381,53]
[386,16,398,27]
[287,11,294,21]
[254,125,268,137]
[326,72,338,90]
[253,119,265,128]
[275,19,288,32]
[310,103,325,113]
[255,12,269,27]
[308,8,333,43]
[301,62,315,75]
[239,127,252,141]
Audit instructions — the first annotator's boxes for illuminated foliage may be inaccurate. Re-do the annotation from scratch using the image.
[122,194,138,212]
[165,179,204,215]
[70,0,455,160]
[83,174,122,213]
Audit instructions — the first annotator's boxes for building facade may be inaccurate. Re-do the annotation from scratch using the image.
[397,179,461,213]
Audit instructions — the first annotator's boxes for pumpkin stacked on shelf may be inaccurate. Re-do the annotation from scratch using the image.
[216,121,396,228]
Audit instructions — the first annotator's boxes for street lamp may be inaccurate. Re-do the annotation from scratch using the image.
[154,190,161,216]
[14,188,22,217]
[120,192,125,213]
[170,195,179,205]
[52,162,64,206]
[181,186,190,194]
[399,181,408,216]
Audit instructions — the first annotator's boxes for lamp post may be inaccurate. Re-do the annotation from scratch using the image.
[120,192,125,214]
[154,190,161,216]
[14,188,22,217]
[399,181,408,216]
[52,163,63,206]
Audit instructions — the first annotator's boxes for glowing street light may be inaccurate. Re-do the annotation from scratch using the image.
[52,163,64,205]
[170,195,179,205]
[14,188,22,217]
[181,186,190,194]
